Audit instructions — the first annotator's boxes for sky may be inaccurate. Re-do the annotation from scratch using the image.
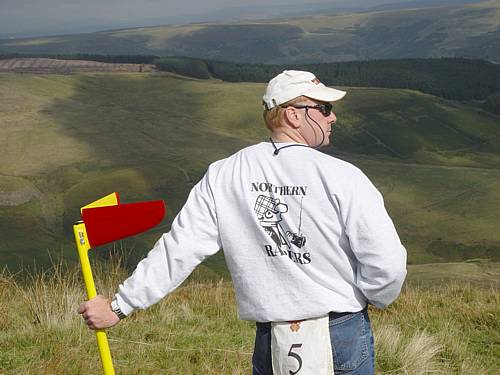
[0,0,397,37]
[0,0,479,38]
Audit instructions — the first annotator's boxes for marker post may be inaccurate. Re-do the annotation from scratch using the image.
[73,192,166,375]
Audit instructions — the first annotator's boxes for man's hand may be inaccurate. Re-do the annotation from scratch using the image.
[78,295,120,330]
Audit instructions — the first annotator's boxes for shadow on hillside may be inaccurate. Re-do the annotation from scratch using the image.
[6,74,500,272]
[42,73,259,268]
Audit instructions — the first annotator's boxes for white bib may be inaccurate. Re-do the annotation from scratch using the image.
[271,315,334,375]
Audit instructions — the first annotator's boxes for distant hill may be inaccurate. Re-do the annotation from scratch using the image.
[0,72,499,270]
[2,56,498,104]
[0,0,499,63]
[152,56,500,102]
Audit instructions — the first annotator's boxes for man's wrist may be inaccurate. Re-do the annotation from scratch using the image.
[110,298,127,320]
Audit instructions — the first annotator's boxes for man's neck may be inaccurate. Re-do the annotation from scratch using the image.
[270,130,306,144]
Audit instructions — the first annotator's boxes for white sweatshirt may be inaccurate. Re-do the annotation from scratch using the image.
[115,142,407,322]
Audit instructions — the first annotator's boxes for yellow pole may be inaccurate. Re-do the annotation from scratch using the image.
[73,222,116,375]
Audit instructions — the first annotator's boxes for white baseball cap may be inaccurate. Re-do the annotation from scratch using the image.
[263,70,346,109]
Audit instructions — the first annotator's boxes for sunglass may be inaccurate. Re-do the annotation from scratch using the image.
[285,102,333,116]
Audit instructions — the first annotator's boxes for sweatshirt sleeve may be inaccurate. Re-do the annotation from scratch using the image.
[114,169,221,316]
[343,170,407,309]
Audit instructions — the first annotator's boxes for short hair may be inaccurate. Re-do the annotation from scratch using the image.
[263,95,309,131]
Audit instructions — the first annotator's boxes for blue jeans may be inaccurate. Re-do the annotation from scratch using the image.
[252,308,375,375]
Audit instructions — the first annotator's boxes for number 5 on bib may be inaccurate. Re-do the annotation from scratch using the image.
[271,315,334,375]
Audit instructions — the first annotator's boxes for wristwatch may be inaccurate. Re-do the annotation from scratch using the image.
[110,298,127,320]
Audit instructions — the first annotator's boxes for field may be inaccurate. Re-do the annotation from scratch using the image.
[0,259,498,374]
[0,58,156,74]
[0,0,499,63]
[0,71,499,270]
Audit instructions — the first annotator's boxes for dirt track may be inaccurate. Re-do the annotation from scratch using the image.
[0,58,157,74]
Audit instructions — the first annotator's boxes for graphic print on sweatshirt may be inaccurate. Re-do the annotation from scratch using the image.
[251,182,311,265]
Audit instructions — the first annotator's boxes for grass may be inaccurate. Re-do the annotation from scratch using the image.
[0,72,499,269]
[407,261,500,287]
[349,157,500,263]
[0,257,498,374]
[0,72,263,270]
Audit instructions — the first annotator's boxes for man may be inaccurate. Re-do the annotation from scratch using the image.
[79,70,407,374]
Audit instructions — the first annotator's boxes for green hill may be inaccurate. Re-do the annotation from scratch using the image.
[0,71,499,270]
[1,0,499,63]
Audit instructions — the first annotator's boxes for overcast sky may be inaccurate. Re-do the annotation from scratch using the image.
[0,0,474,37]
[0,0,399,36]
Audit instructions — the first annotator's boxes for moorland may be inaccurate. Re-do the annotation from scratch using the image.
[0,69,499,271]
[1,0,499,63]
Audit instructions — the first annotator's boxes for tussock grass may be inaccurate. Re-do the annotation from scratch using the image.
[13,257,128,329]
[375,326,445,374]
[0,260,498,374]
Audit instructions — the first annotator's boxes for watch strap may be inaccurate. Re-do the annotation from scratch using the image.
[111,298,127,320]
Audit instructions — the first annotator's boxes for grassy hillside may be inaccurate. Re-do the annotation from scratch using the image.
[0,72,264,270]
[0,260,498,373]
[0,72,499,269]
[0,1,499,63]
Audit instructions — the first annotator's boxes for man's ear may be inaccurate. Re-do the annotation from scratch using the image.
[283,107,301,129]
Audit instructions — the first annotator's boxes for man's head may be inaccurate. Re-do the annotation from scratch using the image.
[262,70,346,147]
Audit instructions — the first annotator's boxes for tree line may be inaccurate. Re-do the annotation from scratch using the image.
[2,53,498,114]
[153,56,500,103]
